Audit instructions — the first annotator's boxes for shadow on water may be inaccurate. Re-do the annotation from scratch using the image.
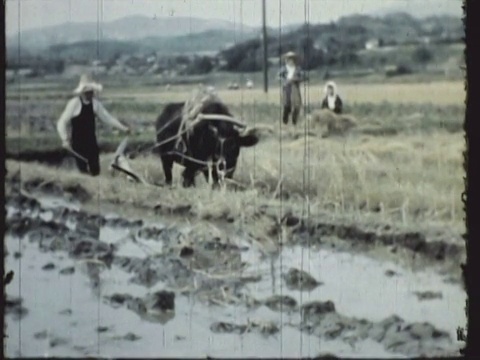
[4,194,466,358]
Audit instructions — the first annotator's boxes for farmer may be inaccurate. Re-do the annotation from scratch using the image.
[278,51,305,125]
[56,74,130,176]
[321,81,343,114]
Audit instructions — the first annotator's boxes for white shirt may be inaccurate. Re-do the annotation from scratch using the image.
[327,95,336,110]
[57,97,128,144]
[286,64,296,81]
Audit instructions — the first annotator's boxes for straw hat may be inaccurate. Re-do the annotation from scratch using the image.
[73,74,103,94]
[283,51,298,60]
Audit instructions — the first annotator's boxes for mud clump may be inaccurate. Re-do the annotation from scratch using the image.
[104,217,143,229]
[42,262,56,271]
[59,308,72,316]
[6,193,41,213]
[296,220,464,263]
[413,291,443,301]
[210,321,247,334]
[124,333,141,341]
[210,320,279,336]
[136,226,166,240]
[49,336,69,348]
[96,326,110,333]
[34,330,48,340]
[7,216,66,238]
[113,255,192,288]
[5,296,29,320]
[385,269,399,277]
[154,203,192,216]
[264,295,298,312]
[301,301,336,320]
[144,290,175,312]
[63,184,90,202]
[59,267,75,275]
[105,291,175,324]
[283,268,322,291]
[296,301,453,357]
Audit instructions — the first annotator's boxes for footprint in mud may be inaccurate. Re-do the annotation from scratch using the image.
[283,267,323,291]
[413,291,443,301]
[264,295,298,312]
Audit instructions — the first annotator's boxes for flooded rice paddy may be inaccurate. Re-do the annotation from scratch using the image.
[4,192,466,358]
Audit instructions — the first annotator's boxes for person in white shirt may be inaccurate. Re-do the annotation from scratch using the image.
[57,74,130,176]
[278,51,306,125]
[321,81,343,114]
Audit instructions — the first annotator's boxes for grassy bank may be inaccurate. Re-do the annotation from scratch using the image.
[6,128,465,233]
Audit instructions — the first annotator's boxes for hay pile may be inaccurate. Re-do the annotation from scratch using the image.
[180,86,223,133]
[307,109,358,137]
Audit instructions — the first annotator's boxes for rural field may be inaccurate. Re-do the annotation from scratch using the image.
[5,76,467,358]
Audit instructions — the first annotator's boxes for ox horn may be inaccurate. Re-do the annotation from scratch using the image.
[197,113,247,128]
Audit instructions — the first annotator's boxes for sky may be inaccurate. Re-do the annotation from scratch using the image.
[6,0,463,35]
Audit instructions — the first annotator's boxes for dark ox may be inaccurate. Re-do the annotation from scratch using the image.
[155,101,259,187]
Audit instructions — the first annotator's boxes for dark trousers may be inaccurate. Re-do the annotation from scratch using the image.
[282,105,300,125]
[72,147,100,176]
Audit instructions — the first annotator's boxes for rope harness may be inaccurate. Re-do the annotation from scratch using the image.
[111,87,245,186]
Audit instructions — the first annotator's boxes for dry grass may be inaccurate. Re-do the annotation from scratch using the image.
[5,78,466,240]
[101,81,465,106]
[6,128,465,234]
[7,80,465,106]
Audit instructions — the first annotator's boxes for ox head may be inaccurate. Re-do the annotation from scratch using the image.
[203,117,259,177]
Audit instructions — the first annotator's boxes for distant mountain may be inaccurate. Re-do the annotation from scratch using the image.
[6,15,258,53]
[38,29,250,63]
[372,0,463,18]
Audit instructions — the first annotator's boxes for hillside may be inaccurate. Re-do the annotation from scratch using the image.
[219,12,464,72]
[6,15,257,54]
[6,12,464,79]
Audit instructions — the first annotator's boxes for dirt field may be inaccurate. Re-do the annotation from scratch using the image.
[4,78,467,357]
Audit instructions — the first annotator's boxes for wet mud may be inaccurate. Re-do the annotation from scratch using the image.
[4,188,466,357]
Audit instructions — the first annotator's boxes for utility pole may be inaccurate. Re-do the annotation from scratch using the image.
[262,0,268,93]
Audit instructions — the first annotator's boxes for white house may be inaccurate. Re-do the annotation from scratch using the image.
[365,39,380,50]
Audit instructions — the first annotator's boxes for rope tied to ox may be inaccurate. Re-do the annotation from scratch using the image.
[110,86,246,186]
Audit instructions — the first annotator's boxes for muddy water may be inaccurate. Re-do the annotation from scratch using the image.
[4,197,465,358]
[246,246,466,342]
[4,233,403,358]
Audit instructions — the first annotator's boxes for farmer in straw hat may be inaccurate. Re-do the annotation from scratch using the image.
[56,74,130,176]
[278,51,306,125]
